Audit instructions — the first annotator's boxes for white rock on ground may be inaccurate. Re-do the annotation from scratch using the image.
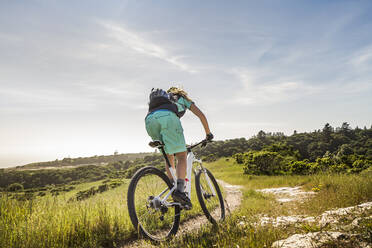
[257,202,372,228]
[272,232,351,248]
[270,202,372,248]
[319,201,372,226]
[256,186,316,203]
[259,215,316,227]
[351,215,372,227]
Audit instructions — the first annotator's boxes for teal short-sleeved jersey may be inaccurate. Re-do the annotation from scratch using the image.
[145,96,193,154]
[174,96,193,113]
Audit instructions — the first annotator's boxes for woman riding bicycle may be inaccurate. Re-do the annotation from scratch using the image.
[145,86,213,208]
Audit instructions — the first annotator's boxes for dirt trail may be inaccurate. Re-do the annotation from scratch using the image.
[123,180,243,247]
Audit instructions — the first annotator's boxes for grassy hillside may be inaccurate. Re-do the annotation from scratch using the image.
[0,154,164,190]
[1,158,371,248]
[17,152,154,170]
[1,123,371,247]
[0,168,207,248]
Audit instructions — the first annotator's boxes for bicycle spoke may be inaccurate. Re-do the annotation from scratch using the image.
[133,171,176,240]
[196,168,225,224]
[200,173,220,218]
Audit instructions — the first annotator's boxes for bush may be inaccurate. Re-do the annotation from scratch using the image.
[202,154,218,162]
[314,156,335,172]
[360,166,372,177]
[98,184,109,193]
[288,160,311,175]
[329,163,348,173]
[7,183,24,192]
[243,151,287,175]
[233,153,246,164]
[349,159,372,174]
[76,187,97,201]
[109,181,122,189]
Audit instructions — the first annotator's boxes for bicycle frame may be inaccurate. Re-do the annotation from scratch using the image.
[155,143,216,208]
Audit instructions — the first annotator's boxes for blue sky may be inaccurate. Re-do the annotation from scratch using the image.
[1,0,372,167]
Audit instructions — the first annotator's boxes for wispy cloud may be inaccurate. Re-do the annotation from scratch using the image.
[99,21,197,73]
[0,87,97,112]
[215,121,286,128]
[230,68,322,105]
[0,32,21,43]
[349,44,372,71]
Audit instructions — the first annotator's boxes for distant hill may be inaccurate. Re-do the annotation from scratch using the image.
[15,152,155,170]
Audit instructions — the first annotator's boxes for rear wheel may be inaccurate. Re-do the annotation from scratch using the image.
[195,168,225,224]
[127,166,180,241]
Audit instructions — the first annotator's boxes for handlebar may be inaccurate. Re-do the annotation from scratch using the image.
[187,139,212,152]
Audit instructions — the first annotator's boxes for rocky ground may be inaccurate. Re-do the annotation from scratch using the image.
[124,184,371,247]
[255,186,372,248]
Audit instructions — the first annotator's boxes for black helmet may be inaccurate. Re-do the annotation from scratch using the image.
[149,88,170,101]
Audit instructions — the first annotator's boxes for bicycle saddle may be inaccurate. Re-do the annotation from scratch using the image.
[148,140,164,148]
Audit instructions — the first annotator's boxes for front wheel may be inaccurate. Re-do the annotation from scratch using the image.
[195,168,225,224]
[127,166,180,242]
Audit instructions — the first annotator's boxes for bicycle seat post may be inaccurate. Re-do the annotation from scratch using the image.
[149,141,173,172]
[159,147,172,170]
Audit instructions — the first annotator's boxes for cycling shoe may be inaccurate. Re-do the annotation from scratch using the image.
[172,190,192,210]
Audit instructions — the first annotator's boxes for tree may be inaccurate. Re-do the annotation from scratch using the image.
[257,130,266,140]
[322,123,333,143]
[340,122,353,137]
[337,144,353,156]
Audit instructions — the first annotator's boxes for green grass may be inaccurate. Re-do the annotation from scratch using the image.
[205,158,372,215]
[162,158,372,247]
[0,181,134,248]
[1,158,371,248]
[0,170,206,248]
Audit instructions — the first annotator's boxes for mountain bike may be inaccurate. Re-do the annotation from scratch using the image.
[127,139,225,242]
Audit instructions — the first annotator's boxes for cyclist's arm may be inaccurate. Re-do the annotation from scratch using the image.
[189,103,211,135]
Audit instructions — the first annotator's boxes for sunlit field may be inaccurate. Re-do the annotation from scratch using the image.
[1,158,371,248]
[0,173,205,248]
[162,159,372,247]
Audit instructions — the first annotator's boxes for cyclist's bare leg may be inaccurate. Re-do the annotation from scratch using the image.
[175,151,187,179]
[173,151,191,206]
[165,152,187,180]
[165,154,176,180]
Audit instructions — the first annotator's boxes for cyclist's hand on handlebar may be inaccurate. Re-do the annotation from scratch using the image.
[206,133,214,142]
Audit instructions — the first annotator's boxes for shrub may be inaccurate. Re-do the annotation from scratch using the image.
[349,159,372,174]
[360,166,372,177]
[76,187,97,201]
[288,160,311,175]
[109,181,122,189]
[329,163,348,173]
[233,153,246,164]
[203,154,218,162]
[7,183,24,192]
[98,184,109,193]
[315,156,334,172]
[243,151,286,175]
